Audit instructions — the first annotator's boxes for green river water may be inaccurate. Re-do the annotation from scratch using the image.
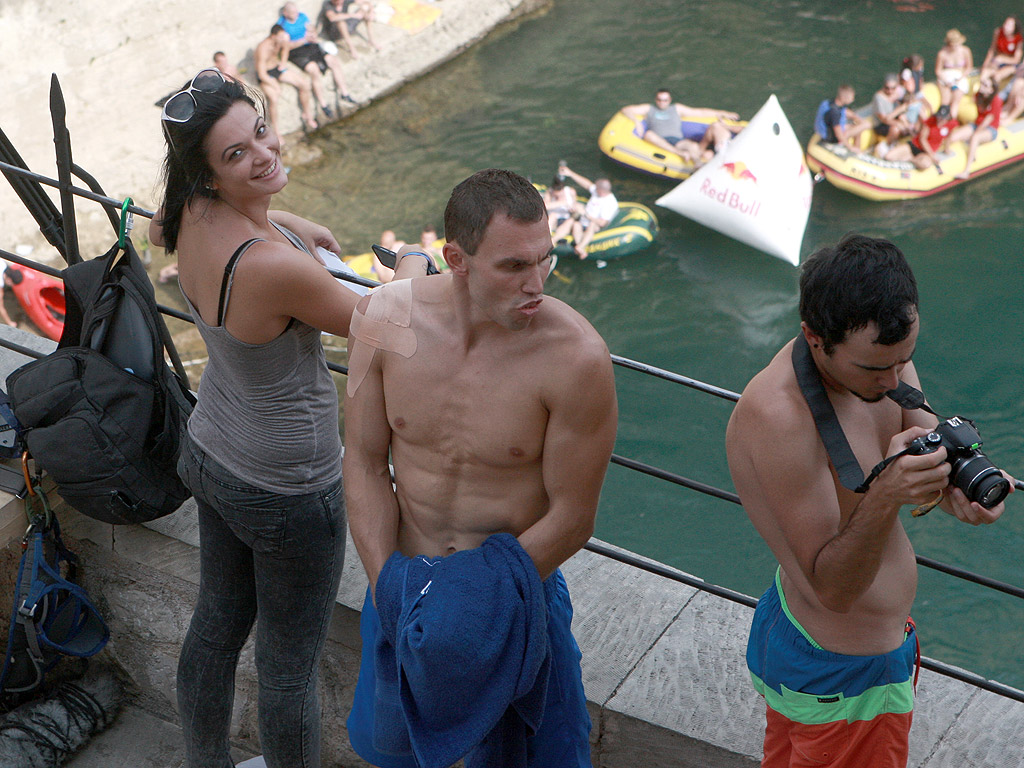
[274,0,1024,688]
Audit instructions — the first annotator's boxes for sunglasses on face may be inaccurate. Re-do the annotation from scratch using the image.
[161,68,227,124]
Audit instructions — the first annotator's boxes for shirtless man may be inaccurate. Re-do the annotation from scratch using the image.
[254,24,317,135]
[344,168,617,765]
[622,88,740,164]
[726,235,1009,768]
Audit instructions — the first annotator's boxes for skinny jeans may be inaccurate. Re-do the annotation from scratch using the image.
[176,435,345,768]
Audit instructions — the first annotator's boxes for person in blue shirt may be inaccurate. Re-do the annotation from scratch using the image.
[277,1,356,119]
[814,84,870,147]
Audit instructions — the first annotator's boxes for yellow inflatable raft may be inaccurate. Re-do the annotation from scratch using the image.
[806,80,1024,200]
[598,109,746,181]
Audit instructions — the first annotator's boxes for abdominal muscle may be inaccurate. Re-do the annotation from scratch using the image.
[780,524,918,656]
[392,440,549,560]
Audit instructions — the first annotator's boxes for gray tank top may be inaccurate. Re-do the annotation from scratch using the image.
[647,105,682,140]
[183,222,342,494]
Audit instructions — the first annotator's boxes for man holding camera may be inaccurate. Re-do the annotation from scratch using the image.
[726,234,1011,768]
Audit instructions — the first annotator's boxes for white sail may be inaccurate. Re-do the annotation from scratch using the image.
[655,94,812,266]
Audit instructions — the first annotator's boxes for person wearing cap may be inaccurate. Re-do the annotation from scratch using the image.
[884,103,958,170]
[936,29,974,121]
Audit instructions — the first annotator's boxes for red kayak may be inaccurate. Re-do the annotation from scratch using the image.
[5,265,66,341]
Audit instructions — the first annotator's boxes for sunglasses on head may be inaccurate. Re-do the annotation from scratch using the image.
[161,68,227,124]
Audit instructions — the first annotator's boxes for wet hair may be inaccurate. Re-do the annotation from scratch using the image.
[157,74,259,253]
[799,234,918,355]
[550,176,565,191]
[443,169,546,255]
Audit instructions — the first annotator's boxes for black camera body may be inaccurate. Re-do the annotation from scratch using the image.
[906,417,1009,509]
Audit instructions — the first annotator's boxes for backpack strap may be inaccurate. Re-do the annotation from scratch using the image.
[217,238,264,327]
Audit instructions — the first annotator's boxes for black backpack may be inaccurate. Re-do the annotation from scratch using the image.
[6,238,196,524]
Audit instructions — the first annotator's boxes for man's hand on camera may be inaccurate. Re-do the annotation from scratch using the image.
[940,471,1015,526]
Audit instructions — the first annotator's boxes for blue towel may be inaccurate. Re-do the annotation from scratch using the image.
[371,533,551,768]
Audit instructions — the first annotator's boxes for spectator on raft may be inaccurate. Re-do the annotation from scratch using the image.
[1003,62,1024,122]
[884,103,958,171]
[946,77,1003,180]
[936,29,973,121]
[899,56,927,132]
[552,163,618,259]
[542,174,577,232]
[150,68,431,768]
[980,15,1022,83]
[622,88,740,164]
[871,73,914,157]
[814,84,871,147]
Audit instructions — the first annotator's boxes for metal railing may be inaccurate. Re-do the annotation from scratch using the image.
[2,75,1022,705]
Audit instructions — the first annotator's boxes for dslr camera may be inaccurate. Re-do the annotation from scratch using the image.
[906,416,1009,509]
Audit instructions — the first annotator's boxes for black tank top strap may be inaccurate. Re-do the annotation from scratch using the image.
[217,238,264,326]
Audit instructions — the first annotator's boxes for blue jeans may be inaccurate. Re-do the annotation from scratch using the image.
[176,436,345,768]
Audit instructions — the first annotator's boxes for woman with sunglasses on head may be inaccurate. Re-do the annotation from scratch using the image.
[152,69,433,768]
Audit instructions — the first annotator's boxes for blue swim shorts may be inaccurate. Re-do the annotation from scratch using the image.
[747,569,917,768]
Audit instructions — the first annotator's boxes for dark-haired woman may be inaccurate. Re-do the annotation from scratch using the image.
[981,15,1023,82]
[153,69,431,768]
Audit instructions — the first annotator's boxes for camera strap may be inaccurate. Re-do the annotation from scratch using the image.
[791,334,939,493]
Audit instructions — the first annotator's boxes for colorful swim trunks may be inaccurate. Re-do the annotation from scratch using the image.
[747,569,917,767]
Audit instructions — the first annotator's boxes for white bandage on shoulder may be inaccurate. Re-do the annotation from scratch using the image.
[346,279,417,397]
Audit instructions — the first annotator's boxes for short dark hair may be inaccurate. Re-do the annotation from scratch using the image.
[270,23,285,35]
[157,74,259,253]
[799,234,918,354]
[443,169,545,255]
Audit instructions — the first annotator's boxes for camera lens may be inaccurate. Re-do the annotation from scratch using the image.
[950,454,1009,509]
